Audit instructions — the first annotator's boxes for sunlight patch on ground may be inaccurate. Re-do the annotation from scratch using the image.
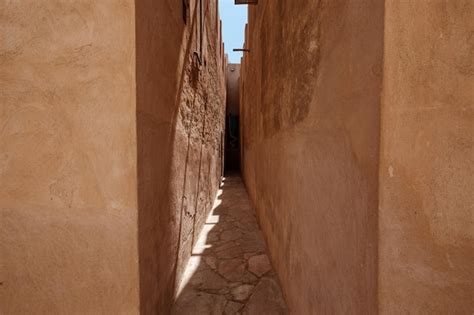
[175,185,224,296]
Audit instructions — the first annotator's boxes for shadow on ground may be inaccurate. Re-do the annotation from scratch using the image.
[171,174,288,314]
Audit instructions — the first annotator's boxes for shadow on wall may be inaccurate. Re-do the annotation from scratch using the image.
[135,0,187,312]
[225,64,241,173]
[171,175,288,314]
[225,114,240,173]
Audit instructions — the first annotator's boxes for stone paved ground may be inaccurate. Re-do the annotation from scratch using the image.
[171,175,288,315]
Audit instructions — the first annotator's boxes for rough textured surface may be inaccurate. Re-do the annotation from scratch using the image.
[226,64,241,116]
[135,1,187,311]
[168,0,226,311]
[248,254,271,277]
[136,0,225,313]
[3,0,471,313]
[0,1,139,313]
[1,0,225,313]
[171,175,288,314]
[379,1,474,313]
[240,1,383,313]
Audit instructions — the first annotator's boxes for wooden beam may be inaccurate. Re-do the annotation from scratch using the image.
[233,48,250,52]
[235,0,257,5]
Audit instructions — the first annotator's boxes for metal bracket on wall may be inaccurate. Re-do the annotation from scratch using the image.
[235,0,258,4]
[233,48,250,52]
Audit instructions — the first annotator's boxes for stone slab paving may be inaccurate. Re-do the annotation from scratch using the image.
[172,175,288,315]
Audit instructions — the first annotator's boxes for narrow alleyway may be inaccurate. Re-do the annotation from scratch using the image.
[171,174,288,314]
[3,1,471,314]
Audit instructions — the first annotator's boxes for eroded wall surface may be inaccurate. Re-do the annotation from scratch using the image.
[136,0,226,313]
[1,0,225,313]
[0,1,139,313]
[379,1,474,313]
[135,0,185,312]
[240,1,383,313]
[171,0,226,298]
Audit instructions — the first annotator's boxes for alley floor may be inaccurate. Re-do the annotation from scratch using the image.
[171,175,288,314]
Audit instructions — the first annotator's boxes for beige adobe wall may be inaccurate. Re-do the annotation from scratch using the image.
[135,0,185,311]
[379,1,474,313]
[135,0,227,312]
[1,0,226,313]
[226,64,240,116]
[240,1,383,313]
[169,0,226,300]
[241,0,473,313]
[225,63,241,171]
[0,1,139,313]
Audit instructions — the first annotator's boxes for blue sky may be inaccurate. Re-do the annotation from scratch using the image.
[219,0,248,63]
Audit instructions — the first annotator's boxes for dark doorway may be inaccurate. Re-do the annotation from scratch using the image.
[224,63,241,172]
[225,113,240,171]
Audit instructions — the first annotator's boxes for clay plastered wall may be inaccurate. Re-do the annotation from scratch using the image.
[0,1,139,314]
[240,1,383,313]
[379,1,474,313]
[135,0,186,312]
[171,0,226,296]
[136,0,225,312]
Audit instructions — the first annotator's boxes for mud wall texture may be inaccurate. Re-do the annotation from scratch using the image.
[0,1,139,314]
[226,64,240,116]
[1,0,225,313]
[170,0,225,312]
[130,0,227,313]
[240,1,383,313]
[379,1,474,313]
[241,0,473,313]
